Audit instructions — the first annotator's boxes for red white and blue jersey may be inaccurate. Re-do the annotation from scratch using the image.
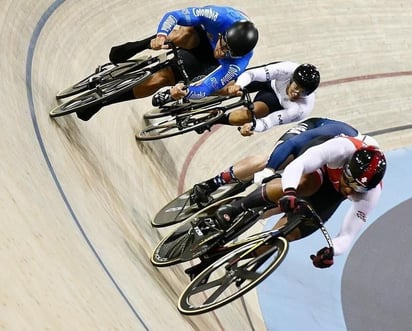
[281,136,383,255]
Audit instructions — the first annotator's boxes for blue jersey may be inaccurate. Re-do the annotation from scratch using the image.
[157,6,254,99]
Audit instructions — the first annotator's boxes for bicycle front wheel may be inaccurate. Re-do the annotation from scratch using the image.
[50,70,151,117]
[136,108,224,141]
[143,95,233,120]
[178,237,289,315]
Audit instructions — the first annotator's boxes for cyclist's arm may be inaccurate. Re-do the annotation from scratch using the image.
[281,137,356,189]
[186,61,249,99]
[253,96,315,132]
[236,62,296,87]
[332,185,382,255]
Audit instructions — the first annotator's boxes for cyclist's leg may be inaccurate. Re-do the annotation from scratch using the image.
[189,155,266,207]
[231,154,268,180]
[76,89,136,121]
[109,34,156,64]
[132,67,176,97]
[199,154,267,190]
[168,26,200,49]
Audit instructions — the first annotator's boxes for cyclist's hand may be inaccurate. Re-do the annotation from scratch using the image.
[278,188,298,212]
[310,247,334,268]
[227,84,242,96]
[170,82,188,100]
[238,123,254,136]
[150,35,168,50]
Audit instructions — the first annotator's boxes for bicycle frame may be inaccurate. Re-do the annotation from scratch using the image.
[204,199,334,261]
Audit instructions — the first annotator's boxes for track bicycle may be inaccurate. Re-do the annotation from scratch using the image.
[135,88,255,141]
[49,42,190,118]
[150,192,333,314]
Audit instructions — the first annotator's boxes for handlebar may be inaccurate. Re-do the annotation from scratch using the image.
[164,41,190,86]
[237,88,256,133]
[282,199,334,249]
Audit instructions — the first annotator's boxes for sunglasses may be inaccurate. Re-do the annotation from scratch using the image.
[342,165,368,193]
[218,33,242,59]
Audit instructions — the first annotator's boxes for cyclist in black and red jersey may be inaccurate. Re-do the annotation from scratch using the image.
[214,135,387,268]
[189,117,361,208]
[76,5,258,121]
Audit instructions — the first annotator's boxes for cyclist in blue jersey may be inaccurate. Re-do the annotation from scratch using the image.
[189,117,376,207]
[76,5,258,121]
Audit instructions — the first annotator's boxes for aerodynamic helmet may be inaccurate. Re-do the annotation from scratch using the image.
[223,21,259,57]
[343,146,387,192]
[292,64,320,95]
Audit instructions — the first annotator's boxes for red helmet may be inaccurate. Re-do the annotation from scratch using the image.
[343,146,387,192]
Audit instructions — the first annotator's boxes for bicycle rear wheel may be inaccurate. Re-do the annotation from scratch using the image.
[151,181,252,228]
[50,70,151,117]
[150,216,223,267]
[177,237,289,315]
[136,108,224,141]
[56,61,144,99]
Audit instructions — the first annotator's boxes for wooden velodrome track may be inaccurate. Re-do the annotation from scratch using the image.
[1,0,411,330]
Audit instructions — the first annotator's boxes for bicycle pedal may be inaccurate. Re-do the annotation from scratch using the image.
[94,65,103,74]
[95,85,103,97]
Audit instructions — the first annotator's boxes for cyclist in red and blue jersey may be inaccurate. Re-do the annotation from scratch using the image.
[76,5,258,121]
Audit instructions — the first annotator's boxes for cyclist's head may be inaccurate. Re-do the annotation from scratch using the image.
[292,64,320,95]
[223,21,259,57]
[343,146,387,192]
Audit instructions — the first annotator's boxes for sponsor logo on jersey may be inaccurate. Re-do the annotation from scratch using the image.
[161,15,177,33]
[220,64,240,85]
[356,210,366,222]
[192,8,219,21]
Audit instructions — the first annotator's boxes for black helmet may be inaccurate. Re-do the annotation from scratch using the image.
[344,146,387,192]
[292,64,320,95]
[224,21,259,57]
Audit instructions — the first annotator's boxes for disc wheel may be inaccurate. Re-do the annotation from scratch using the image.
[136,108,224,141]
[177,237,289,315]
[56,61,143,99]
[150,216,223,267]
[151,181,252,228]
[50,70,151,117]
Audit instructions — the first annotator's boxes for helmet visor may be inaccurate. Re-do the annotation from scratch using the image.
[342,165,368,193]
[219,33,242,59]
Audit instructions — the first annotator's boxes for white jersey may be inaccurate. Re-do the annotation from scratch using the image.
[281,136,383,255]
[236,61,316,132]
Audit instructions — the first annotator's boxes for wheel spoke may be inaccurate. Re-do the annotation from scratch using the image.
[178,237,289,314]
[204,277,235,304]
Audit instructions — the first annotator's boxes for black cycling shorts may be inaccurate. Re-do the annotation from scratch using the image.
[295,171,346,238]
[254,89,283,113]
